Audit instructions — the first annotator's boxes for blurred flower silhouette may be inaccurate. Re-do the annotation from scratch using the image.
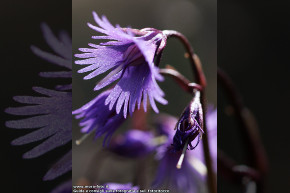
[6,87,72,179]
[5,23,72,192]
[108,129,156,158]
[75,12,168,118]
[31,23,72,90]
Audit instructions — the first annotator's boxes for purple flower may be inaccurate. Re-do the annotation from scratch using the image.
[189,107,217,172]
[172,91,204,151]
[5,23,72,193]
[152,147,206,193]
[108,129,155,158]
[73,90,125,145]
[75,12,168,118]
[152,108,217,193]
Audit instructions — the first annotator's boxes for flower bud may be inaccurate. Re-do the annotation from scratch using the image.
[173,91,204,151]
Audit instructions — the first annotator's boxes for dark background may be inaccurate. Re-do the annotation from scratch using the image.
[218,0,290,192]
[0,0,71,192]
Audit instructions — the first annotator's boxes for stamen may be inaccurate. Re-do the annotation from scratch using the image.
[176,138,189,169]
[75,131,94,145]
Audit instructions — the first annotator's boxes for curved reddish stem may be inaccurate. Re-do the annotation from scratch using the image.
[163,30,216,193]
[159,67,202,93]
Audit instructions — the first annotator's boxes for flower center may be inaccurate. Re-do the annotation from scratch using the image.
[123,45,145,66]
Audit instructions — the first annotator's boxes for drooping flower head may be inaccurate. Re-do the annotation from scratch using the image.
[75,12,168,118]
[173,91,204,151]
[73,90,125,146]
[108,129,155,158]
[152,114,207,193]
[152,109,217,193]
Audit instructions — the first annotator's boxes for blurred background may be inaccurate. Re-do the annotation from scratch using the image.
[219,0,290,192]
[72,0,217,188]
[0,0,71,192]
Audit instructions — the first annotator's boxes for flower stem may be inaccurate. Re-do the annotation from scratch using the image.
[200,92,217,193]
[164,30,216,193]
[132,105,148,131]
[159,66,202,94]
[163,30,207,88]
